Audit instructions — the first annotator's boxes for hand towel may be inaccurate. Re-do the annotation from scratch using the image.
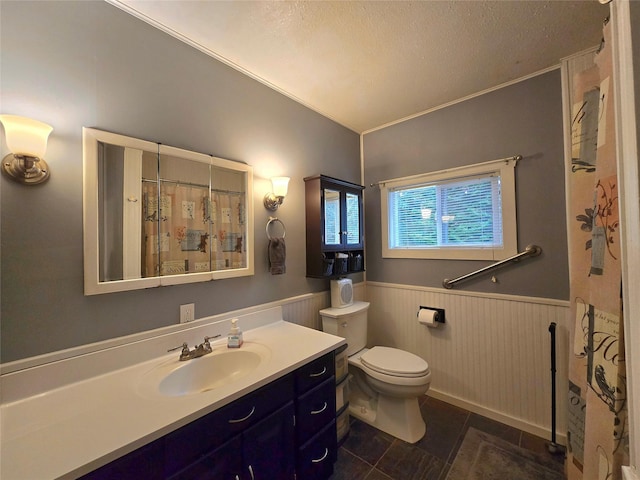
[269,237,286,275]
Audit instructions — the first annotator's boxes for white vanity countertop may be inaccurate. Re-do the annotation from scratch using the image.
[1,320,345,480]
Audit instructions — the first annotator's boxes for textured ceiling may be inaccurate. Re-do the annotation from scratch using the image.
[111,0,608,133]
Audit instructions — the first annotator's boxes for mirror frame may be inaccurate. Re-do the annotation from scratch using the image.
[82,127,254,295]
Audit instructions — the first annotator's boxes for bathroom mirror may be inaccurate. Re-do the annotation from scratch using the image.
[83,128,254,295]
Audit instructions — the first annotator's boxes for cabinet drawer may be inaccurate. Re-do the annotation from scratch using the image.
[296,378,336,444]
[296,352,335,393]
[297,420,337,480]
[220,374,294,436]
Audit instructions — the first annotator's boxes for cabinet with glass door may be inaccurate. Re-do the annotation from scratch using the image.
[304,175,364,278]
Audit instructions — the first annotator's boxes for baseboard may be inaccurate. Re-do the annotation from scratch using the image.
[428,389,567,446]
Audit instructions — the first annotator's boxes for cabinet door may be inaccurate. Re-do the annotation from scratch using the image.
[322,186,343,248]
[297,421,337,480]
[321,183,363,250]
[343,187,363,248]
[167,436,243,480]
[78,439,164,480]
[242,402,295,480]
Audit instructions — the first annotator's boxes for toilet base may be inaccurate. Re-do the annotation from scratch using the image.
[349,376,426,443]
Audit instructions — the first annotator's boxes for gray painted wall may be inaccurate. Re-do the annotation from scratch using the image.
[0,1,360,362]
[362,70,569,300]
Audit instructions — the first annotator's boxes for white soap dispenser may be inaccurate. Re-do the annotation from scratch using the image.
[227,318,243,348]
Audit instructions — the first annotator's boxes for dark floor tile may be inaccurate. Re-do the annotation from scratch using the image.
[465,412,521,444]
[333,400,562,480]
[438,463,451,480]
[342,419,395,466]
[365,468,394,480]
[329,448,373,480]
[415,397,469,461]
[376,441,446,480]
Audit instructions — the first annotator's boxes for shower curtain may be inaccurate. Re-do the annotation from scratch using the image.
[565,19,629,480]
[142,182,212,276]
[141,182,246,277]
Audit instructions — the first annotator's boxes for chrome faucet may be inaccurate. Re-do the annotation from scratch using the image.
[168,334,221,361]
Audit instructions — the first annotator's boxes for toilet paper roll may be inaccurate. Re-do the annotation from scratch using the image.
[418,308,440,327]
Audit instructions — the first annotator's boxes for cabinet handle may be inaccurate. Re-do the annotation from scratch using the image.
[228,406,255,424]
[311,402,328,415]
[309,366,327,378]
[311,448,329,463]
[248,465,255,480]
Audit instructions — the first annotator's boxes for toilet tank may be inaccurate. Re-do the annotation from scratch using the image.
[320,301,370,356]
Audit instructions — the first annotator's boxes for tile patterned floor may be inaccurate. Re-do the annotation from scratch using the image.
[329,395,565,480]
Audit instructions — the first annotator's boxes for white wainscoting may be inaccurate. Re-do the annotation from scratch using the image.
[365,281,570,443]
[281,282,367,330]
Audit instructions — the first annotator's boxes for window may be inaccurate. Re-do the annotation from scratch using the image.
[381,158,517,260]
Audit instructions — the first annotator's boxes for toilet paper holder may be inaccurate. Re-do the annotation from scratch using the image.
[417,306,446,324]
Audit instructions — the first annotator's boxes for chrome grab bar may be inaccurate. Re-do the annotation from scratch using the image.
[443,244,542,289]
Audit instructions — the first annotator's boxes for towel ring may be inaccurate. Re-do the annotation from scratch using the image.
[266,216,286,240]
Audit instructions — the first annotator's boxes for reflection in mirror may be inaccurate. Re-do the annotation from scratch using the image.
[324,188,341,245]
[99,142,158,282]
[84,128,254,295]
[346,192,360,245]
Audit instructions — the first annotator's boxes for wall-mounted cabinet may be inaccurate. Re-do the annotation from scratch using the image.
[304,175,365,278]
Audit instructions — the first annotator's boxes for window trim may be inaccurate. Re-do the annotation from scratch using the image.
[381,157,518,261]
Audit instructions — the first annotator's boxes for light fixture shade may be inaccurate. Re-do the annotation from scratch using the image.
[271,176,290,197]
[0,114,53,159]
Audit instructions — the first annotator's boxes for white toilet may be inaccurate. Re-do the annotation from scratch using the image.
[320,301,431,443]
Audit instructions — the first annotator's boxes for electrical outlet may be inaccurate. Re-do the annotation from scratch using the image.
[180,303,195,323]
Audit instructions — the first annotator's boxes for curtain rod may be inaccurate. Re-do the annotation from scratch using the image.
[141,177,245,195]
[369,154,522,188]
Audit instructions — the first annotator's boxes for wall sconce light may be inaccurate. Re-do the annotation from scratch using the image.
[0,114,53,185]
[263,176,290,211]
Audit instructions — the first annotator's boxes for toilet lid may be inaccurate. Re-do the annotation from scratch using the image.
[360,346,429,378]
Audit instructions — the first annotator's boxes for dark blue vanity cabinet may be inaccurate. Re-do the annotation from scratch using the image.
[294,352,338,480]
[79,351,337,480]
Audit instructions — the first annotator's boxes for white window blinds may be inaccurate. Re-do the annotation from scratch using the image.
[380,157,518,260]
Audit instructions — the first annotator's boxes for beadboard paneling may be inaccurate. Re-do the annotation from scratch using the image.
[282,282,366,330]
[365,281,569,442]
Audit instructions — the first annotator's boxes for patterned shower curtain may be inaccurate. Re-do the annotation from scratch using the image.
[566,19,629,480]
[141,182,246,277]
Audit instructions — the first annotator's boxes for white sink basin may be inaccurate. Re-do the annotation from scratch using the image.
[138,342,271,397]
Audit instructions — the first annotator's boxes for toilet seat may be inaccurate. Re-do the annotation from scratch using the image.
[360,346,429,378]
